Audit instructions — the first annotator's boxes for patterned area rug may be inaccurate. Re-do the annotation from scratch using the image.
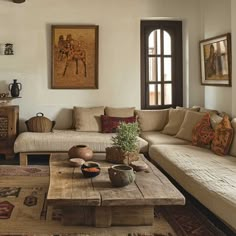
[0,166,226,236]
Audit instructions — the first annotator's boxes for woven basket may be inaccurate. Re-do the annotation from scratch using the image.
[105,146,139,165]
[25,112,55,132]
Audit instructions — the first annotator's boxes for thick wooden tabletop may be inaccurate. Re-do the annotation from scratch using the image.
[47,153,185,207]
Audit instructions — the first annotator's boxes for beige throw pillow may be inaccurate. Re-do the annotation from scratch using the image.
[230,118,236,157]
[200,107,218,115]
[210,113,223,130]
[135,109,169,132]
[162,109,186,135]
[175,111,205,141]
[74,106,104,132]
[176,106,200,112]
[105,107,135,117]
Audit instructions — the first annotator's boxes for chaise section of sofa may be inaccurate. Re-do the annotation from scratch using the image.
[149,144,236,230]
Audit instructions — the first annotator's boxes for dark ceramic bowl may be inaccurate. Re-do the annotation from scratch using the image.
[81,162,101,178]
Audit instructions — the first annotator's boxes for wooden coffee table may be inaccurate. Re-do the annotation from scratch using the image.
[47,153,185,227]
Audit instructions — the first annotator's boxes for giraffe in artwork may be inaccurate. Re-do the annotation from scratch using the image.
[57,34,87,78]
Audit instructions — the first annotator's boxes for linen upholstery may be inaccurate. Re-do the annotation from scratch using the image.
[140,131,189,146]
[230,118,236,157]
[105,107,135,117]
[210,113,223,130]
[162,109,186,135]
[199,107,218,115]
[135,109,169,132]
[176,106,200,112]
[149,144,236,230]
[175,111,205,142]
[74,106,104,132]
[14,130,148,153]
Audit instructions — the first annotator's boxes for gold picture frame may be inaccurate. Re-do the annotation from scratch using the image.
[51,25,99,89]
[200,33,231,86]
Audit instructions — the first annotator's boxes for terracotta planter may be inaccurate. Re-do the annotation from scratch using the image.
[68,145,93,161]
[105,146,139,164]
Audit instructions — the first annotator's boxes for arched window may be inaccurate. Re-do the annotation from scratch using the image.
[141,21,183,109]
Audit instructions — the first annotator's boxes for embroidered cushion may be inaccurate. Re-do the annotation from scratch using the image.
[101,115,136,133]
[192,113,215,148]
[211,115,233,156]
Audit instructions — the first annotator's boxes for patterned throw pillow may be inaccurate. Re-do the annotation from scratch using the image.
[192,113,215,147]
[211,115,233,156]
[101,115,136,133]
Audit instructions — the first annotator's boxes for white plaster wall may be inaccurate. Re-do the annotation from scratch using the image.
[200,0,231,114]
[0,0,203,130]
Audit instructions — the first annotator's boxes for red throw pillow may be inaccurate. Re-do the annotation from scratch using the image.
[101,115,136,133]
[192,113,215,147]
[211,115,233,155]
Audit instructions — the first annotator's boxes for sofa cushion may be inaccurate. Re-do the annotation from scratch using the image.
[74,106,104,132]
[192,113,215,148]
[210,113,223,130]
[101,115,136,133]
[175,111,205,142]
[199,107,218,115]
[135,109,169,132]
[176,106,200,112]
[211,115,233,156]
[105,107,135,117]
[230,118,236,157]
[140,131,189,146]
[162,109,186,135]
[14,130,149,153]
[149,144,236,230]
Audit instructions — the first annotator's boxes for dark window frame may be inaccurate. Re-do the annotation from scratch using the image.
[141,20,183,109]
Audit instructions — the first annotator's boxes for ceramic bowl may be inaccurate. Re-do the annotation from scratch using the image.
[81,161,101,178]
[69,158,85,167]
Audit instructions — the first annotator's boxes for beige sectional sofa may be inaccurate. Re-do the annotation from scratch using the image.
[14,106,236,231]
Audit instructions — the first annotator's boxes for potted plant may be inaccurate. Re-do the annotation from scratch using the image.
[106,122,140,164]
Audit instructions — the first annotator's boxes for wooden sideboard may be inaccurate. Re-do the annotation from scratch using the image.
[0,105,19,159]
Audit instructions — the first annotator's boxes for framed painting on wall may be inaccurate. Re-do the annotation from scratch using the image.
[51,25,99,89]
[199,33,231,86]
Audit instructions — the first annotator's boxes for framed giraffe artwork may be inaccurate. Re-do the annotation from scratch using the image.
[51,25,99,89]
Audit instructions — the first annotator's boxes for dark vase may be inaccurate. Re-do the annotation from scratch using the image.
[8,79,22,97]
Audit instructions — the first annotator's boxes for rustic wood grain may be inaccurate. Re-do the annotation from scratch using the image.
[47,153,185,227]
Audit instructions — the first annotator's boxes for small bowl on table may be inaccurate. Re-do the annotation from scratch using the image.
[81,161,101,178]
[69,158,85,167]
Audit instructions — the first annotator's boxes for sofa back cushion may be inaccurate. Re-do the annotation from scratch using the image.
[211,115,233,156]
[210,113,223,130]
[192,113,215,147]
[135,109,169,132]
[101,115,136,133]
[162,109,186,135]
[176,106,200,112]
[105,107,135,117]
[230,118,236,157]
[175,111,205,141]
[74,106,104,132]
